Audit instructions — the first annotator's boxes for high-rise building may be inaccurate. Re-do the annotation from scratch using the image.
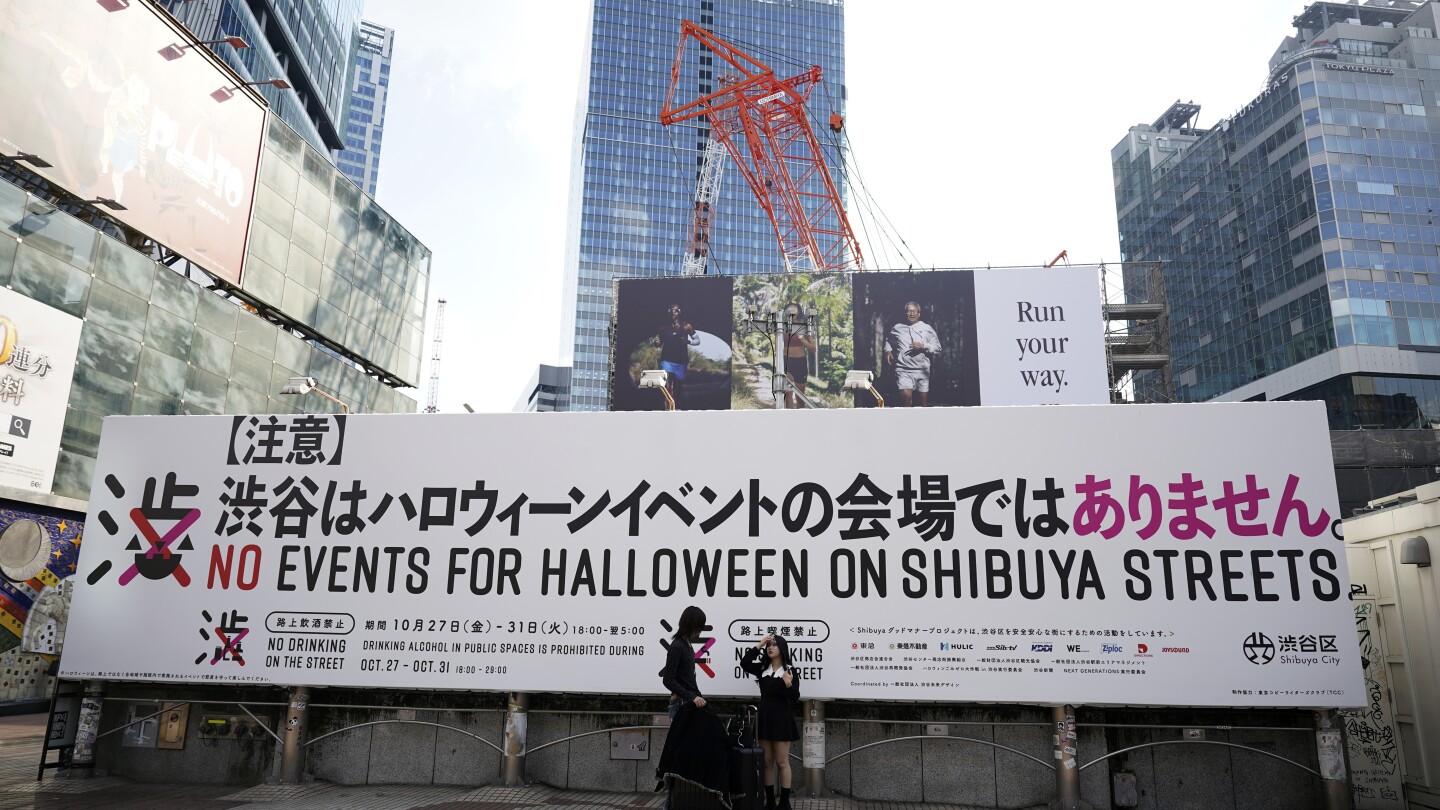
[1113,1,1440,430]
[338,20,395,197]
[514,364,573,412]
[0,0,429,700]
[158,0,362,156]
[559,0,848,411]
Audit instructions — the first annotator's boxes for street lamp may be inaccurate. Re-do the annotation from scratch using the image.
[278,376,350,413]
[638,369,675,411]
[843,370,884,408]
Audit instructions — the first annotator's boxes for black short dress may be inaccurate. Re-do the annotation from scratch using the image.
[740,647,801,742]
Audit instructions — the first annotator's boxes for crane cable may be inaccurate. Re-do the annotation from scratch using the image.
[723,33,925,270]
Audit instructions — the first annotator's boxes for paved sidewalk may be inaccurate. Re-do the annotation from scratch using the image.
[0,714,1018,810]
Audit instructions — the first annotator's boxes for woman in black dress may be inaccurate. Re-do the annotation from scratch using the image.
[658,606,726,809]
[740,633,800,810]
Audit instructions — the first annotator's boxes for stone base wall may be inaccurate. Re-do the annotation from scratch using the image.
[90,685,1323,809]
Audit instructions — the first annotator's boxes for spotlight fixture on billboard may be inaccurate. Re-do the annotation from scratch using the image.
[158,36,250,61]
[638,369,676,411]
[843,370,884,407]
[6,153,52,169]
[278,376,349,413]
[80,197,128,212]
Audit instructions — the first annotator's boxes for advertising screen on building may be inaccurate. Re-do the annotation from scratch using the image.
[63,404,1363,708]
[0,0,265,285]
[0,289,81,493]
[611,266,1108,411]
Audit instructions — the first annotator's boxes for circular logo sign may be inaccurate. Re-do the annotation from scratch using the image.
[1242,632,1275,665]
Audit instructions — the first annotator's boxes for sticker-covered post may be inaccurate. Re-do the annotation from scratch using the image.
[280,685,310,784]
[503,692,529,786]
[1052,705,1078,809]
[1316,709,1354,810]
[801,698,825,796]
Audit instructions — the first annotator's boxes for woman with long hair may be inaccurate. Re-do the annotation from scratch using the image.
[663,605,708,715]
[657,606,730,809]
[740,633,800,810]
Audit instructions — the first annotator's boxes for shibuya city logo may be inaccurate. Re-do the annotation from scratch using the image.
[1102,644,1123,654]
[1243,632,1276,665]
[86,473,200,588]
[1243,631,1340,667]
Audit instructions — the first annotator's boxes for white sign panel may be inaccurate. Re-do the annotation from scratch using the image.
[0,288,81,493]
[972,267,1108,406]
[63,404,1364,707]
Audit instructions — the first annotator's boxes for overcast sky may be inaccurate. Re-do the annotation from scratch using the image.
[364,0,1301,413]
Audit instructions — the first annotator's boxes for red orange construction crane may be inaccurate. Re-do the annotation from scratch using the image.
[660,21,863,274]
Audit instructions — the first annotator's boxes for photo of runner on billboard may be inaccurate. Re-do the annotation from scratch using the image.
[852,271,979,408]
[611,276,733,411]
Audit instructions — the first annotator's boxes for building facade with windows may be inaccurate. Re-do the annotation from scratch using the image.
[0,0,427,712]
[1,113,429,505]
[559,0,847,411]
[338,20,395,197]
[159,0,363,156]
[514,364,573,412]
[1113,0,1440,431]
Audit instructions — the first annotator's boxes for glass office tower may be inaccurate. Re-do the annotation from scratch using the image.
[1113,1,1440,429]
[559,0,847,411]
[339,21,395,197]
[159,0,362,156]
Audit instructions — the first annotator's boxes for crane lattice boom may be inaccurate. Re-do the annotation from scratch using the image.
[682,138,728,275]
[424,298,445,414]
[660,21,863,274]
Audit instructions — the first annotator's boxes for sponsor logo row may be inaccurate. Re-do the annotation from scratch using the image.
[930,642,1192,656]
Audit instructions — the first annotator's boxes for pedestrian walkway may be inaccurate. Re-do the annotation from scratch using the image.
[0,714,1015,810]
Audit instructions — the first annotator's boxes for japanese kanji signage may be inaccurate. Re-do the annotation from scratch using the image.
[63,404,1365,708]
[0,288,80,493]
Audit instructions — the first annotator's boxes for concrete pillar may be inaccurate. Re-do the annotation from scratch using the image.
[800,699,826,797]
[68,681,104,777]
[1315,709,1353,810]
[279,685,310,784]
[503,692,529,786]
[1052,705,1079,810]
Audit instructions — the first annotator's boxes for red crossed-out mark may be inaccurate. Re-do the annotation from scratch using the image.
[212,627,248,666]
[694,638,716,678]
[118,508,200,586]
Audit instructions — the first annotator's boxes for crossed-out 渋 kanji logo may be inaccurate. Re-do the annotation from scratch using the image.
[659,618,716,678]
[86,472,200,587]
[197,609,249,666]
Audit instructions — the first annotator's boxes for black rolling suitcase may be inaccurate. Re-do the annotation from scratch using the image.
[728,705,765,810]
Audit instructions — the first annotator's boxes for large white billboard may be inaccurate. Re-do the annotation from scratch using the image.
[0,289,81,493]
[0,0,265,285]
[63,404,1364,708]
